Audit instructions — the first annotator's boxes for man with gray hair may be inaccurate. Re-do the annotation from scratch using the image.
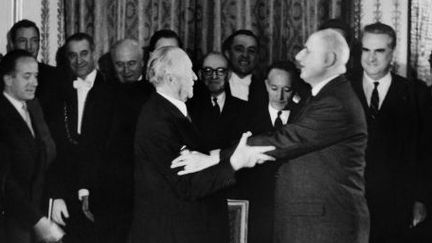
[90,39,153,243]
[350,22,431,243]
[246,28,370,243]
[131,46,274,243]
[175,29,370,242]
[110,38,144,83]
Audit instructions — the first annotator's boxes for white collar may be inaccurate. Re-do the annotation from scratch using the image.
[3,92,26,113]
[363,71,391,85]
[157,91,188,117]
[311,74,339,96]
[268,104,290,125]
[211,91,226,110]
[231,72,252,85]
[78,69,97,84]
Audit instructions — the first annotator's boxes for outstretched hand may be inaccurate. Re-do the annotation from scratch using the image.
[230,131,276,170]
[171,151,219,175]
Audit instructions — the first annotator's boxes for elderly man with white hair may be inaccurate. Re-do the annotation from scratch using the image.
[131,46,274,243]
[244,28,370,243]
[176,29,370,243]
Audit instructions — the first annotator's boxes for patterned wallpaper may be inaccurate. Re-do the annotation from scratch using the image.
[358,0,409,77]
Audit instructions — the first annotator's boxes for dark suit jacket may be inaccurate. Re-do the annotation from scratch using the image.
[350,73,431,239]
[0,96,55,234]
[36,63,62,123]
[233,97,305,243]
[48,71,114,202]
[188,91,247,151]
[131,93,236,243]
[247,75,370,243]
[226,73,267,108]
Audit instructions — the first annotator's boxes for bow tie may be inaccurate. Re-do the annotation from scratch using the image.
[73,78,93,90]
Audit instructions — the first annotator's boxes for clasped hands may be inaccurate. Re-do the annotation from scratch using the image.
[171,132,275,175]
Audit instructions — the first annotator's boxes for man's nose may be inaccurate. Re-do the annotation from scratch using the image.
[295,49,304,62]
[30,75,38,86]
[25,42,31,52]
[193,71,198,81]
[212,70,218,79]
[279,89,285,101]
[368,52,376,62]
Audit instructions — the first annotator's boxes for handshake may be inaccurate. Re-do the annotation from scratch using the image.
[171,132,275,175]
[34,216,65,242]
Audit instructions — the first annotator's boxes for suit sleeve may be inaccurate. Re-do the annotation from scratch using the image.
[135,119,236,201]
[0,141,43,229]
[248,96,360,160]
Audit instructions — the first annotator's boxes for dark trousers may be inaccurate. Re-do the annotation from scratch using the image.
[62,199,96,243]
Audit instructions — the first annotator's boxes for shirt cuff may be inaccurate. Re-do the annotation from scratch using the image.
[78,189,89,201]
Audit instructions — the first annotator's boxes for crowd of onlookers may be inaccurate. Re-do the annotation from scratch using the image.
[1,17,432,243]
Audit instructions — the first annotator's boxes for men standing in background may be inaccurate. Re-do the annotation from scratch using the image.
[176,29,370,242]
[90,38,152,243]
[234,61,304,243]
[0,50,63,243]
[188,52,247,151]
[222,30,267,107]
[8,19,61,122]
[350,22,430,243]
[49,33,114,243]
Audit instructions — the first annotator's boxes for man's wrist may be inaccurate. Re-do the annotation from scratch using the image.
[78,189,89,201]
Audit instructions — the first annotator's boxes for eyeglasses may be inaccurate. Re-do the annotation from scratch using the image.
[201,67,228,77]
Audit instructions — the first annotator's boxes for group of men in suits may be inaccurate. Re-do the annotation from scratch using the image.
[1,16,432,243]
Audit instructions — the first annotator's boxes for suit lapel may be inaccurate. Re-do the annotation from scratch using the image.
[156,93,202,151]
[351,76,369,111]
[0,96,37,152]
[379,74,406,114]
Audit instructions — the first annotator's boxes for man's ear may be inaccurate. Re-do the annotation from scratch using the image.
[324,51,337,68]
[3,75,13,87]
[223,49,230,60]
[197,69,202,80]
[264,78,271,92]
[166,73,175,84]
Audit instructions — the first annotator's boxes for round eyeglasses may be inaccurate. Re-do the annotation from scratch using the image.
[201,67,228,77]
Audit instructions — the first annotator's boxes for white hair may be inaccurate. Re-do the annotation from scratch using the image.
[110,38,143,60]
[318,29,350,74]
[146,46,184,87]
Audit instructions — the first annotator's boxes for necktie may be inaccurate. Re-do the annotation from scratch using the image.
[212,97,220,117]
[370,81,379,119]
[274,110,283,129]
[22,103,35,137]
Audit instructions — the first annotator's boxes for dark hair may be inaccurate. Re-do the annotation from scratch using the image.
[319,18,352,45]
[9,19,40,42]
[222,29,260,53]
[0,49,35,90]
[65,32,95,51]
[266,61,302,89]
[148,29,183,52]
[363,22,397,49]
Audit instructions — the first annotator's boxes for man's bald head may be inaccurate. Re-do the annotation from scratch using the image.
[110,38,144,83]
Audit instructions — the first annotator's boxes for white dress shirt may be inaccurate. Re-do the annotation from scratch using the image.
[3,92,34,135]
[228,72,252,101]
[74,69,97,134]
[268,104,290,126]
[362,72,392,109]
[75,70,96,200]
[211,91,226,112]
